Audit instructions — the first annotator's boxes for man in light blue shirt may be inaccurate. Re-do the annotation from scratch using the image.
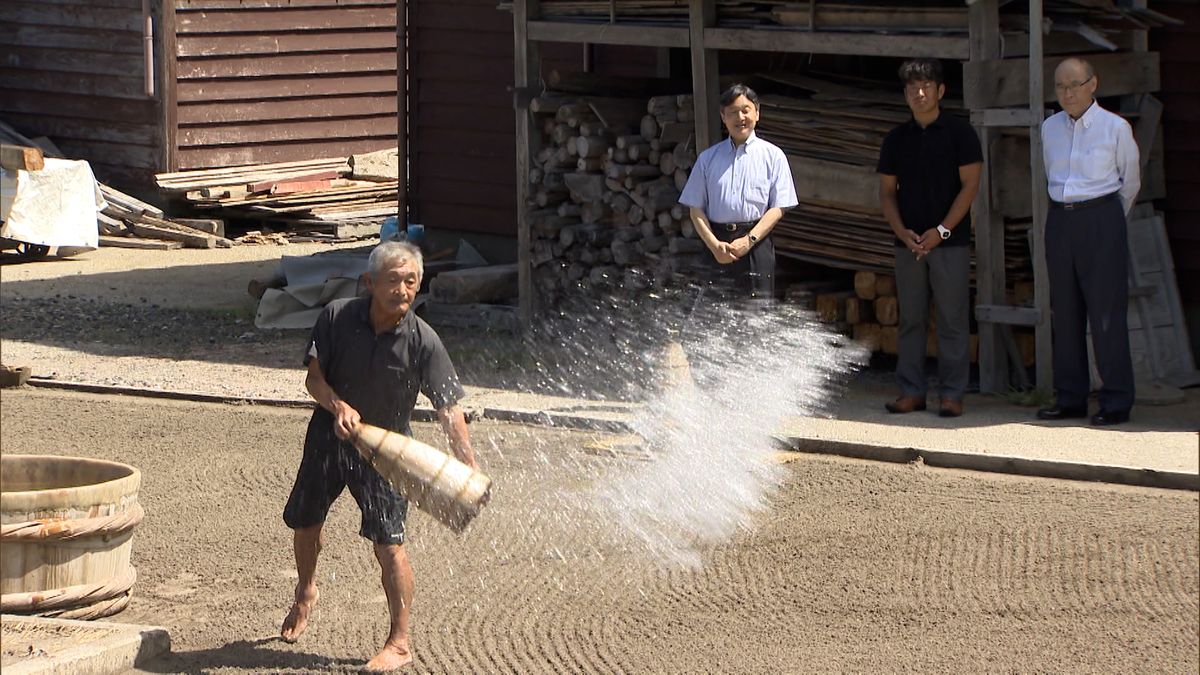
[1036,57,1141,427]
[679,84,798,301]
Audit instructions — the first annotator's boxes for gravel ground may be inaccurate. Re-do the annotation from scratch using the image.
[2,389,1197,673]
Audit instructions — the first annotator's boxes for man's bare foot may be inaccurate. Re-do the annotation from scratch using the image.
[363,641,413,672]
[280,586,318,643]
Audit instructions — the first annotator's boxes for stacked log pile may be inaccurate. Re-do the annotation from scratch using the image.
[527,91,705,306]
[155,149,399,240]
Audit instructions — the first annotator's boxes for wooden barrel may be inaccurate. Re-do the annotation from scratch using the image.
[351,424,492,533]
[1,455,144,620]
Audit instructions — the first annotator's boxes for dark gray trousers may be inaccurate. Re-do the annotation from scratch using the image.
[894,244,971,400]
[1044,198,1134,412]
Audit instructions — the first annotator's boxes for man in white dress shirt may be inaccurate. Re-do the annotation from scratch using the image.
[1036,57,1140,426]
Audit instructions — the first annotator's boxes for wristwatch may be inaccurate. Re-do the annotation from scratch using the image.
[748,233,759,244]
[936,224,952,240]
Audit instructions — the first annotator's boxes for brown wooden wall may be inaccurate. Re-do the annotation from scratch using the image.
[0,0,164,190]
[172,0,399,170]
[409,0,661,237]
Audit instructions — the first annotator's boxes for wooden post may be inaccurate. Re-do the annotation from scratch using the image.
[397,0,409,226]
[968,0,1009,394]
[1028,0,1052,390]
[514,0,541,328]
[688,0,718,151]
[158,0,178,172]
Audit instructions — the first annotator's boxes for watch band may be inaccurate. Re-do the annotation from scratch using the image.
[748,233,759,243]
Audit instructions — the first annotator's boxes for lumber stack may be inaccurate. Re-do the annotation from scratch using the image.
[154,149,399,237]
[526,88,703,306]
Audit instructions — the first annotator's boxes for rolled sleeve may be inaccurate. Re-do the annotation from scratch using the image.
[678,155,708,210]
[769,149,798,210]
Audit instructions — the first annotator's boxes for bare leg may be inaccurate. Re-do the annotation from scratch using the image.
[280,524,323,643]
[364,543,414,671]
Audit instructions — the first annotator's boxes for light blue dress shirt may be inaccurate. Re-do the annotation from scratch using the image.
[678,132,799,223]
[1042,101,1140,214]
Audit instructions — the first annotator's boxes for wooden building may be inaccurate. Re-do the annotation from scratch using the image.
[504,0,1190,394]
[0,0,398,195]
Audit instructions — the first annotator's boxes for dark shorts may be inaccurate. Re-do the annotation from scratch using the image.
[283,421,408,545]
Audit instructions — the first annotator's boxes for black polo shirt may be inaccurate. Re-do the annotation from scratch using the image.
[303,296,464,439]
[877,110,983,248]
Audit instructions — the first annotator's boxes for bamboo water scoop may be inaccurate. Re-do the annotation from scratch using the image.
[350,423,492,533]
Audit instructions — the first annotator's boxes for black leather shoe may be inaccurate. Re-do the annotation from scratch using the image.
[1036,406,1088,421]
[1091,409,1131,426]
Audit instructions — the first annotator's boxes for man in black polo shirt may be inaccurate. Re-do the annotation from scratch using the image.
[280,241,477,672]
[877,58,983,417]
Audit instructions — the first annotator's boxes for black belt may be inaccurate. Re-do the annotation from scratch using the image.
[1049,192,1119,211]
[711,221,755,232]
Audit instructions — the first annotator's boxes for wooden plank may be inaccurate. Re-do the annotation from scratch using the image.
[704,27,968,59]
[969,108,1035,128]
[0,69,147,100]
[99,235,183,250]
[177,51,396,79]
[0,144,45,171]
[177,95,397,126]
[789,155,880,210]
[126,222,215,248]
[976,304,1040,327]
[0,90,156,124]
[0,24,141,53]
[178,116,396,147]
[0,2,141,31]
[179,0,391,8]
[175,6,396,33]
[247,170,343,193]
[176,30,395,57]
[964,51,1160,110]
[159,0,178,172]
[526,21,688,48]
[1,113,158,146]
[0,46,143,77]
[176,74,396,103]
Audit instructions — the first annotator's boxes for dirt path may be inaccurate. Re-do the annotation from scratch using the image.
[2,389,1196,673]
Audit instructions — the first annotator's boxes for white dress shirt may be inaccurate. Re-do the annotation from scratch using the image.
[679,132,798,223]
[1042,101,1140,214]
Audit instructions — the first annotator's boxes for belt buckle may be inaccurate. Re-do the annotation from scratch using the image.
[724,223,738,232]
[1063,202,1077,211]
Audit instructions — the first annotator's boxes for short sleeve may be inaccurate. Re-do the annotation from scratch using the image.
[877,130,899,175]
[768,148,798,209]
[304,303,335,373]
[678,153,708,210]
[420,328,465,410]
[955,119,984,167]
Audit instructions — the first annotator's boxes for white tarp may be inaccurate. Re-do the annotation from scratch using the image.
[0,158,102,248]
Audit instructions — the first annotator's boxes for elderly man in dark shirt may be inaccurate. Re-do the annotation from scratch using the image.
[280,240,476,672]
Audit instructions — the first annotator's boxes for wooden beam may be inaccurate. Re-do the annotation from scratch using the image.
[689,0,718,151]
[514,0,540,328]
[964,51,1160,110]
[704,28,968,59]
[1028,0,1052,391]
[970,0,1009,395]
[99,235,183,250]
[527,21,688,48]
[0,144,45,171]
[969,108,1036,128]
[976,304,1041,327]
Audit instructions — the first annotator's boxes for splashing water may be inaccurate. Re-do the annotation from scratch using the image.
[530,289,868,569]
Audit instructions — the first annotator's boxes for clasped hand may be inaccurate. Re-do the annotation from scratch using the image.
[901,228,945,261]
[712,236,752,264]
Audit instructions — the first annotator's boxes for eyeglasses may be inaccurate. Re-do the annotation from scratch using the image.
[1054,76,1093,94]
[904,82,938,95]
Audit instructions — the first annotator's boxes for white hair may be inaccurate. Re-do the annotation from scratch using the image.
[367,240,424,279]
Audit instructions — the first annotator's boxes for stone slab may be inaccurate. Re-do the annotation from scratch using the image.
[0,615,169,675]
